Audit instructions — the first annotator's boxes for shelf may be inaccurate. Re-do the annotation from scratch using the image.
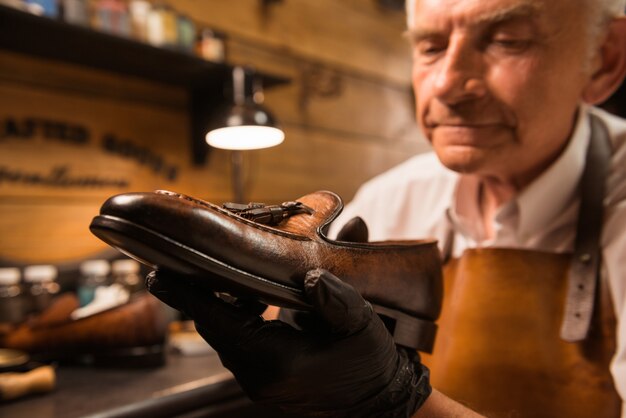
[0,5,288,89]
[0,5,290,164]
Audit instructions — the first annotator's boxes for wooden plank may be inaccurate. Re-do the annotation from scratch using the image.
[0,201,109,261]
[0,82,189,197]
[0,1,429,263]
[169,0,412,85]
[0,50,186,109]
[1,42,422,149]
[228,40,421,143]
[237,123,429,204]
[0,120,428,262]
[0,81,428,263]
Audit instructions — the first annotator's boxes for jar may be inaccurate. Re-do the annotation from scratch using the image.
[0,268,25,324]
[23,265,60,314]
[176,13,195,53]
[78,260,111,307]
[93,0,131,37]
[111,259,143,294]
[195,28,225,63]
[146,2,178,48]
[63,0,89,26]
[129,0,152,42]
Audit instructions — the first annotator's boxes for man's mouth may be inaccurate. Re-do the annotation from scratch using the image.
[426,121,509,129]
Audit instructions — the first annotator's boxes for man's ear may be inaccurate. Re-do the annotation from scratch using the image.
[582,17,626,105]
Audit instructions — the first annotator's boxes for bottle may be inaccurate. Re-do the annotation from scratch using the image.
[24,0,59,17]
[93,0,131,37]
[78,260,111,307]
[195,28,225,63]
[23,265,60,314]
[176,13,195,53]
[129,0,152,42]
[160,3,178,48]
[0,268,25,324]
[146,2,177,48]
[111,259,143,294]
[63,0,89,26]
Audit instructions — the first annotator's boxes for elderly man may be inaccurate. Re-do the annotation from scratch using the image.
[147,0,626,416]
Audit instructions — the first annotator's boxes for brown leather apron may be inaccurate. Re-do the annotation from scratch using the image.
[424,114,621,418]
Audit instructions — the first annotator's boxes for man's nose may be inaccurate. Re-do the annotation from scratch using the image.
[432,39,486,104]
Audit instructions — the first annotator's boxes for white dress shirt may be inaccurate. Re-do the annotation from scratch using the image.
[329,105,626,415]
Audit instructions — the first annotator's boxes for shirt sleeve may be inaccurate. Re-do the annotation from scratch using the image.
[327,152,458,244]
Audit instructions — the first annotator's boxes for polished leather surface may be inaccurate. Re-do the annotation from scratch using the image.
[92,190,443,322]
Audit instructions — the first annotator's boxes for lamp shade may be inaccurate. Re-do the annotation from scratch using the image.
[206,66,284,150]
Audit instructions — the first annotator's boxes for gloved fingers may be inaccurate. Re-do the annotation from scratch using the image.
[146,270,265,347]
[217,293,268,316]
[277,307,300,328]
[145,270,189,311]
[400,346,422,364]
[234,297,268,316]
[304,269,373,336]
[277,308,329,333]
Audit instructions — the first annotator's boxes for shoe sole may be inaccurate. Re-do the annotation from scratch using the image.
[90,214,312,310]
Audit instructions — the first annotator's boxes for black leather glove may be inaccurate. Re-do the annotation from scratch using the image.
[146,268,431,418]
[280,216,370,331]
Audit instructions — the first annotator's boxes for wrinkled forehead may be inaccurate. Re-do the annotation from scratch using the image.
[406,0,585,29]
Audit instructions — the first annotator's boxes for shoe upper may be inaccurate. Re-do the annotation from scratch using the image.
[93,190,443,324]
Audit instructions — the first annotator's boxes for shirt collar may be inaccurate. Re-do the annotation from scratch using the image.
[449,104,591,244]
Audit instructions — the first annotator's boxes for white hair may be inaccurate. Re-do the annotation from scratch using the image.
[405,0,626,27]
[605,0,626,16]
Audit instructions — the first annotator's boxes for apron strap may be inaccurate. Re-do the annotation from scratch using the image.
[560,113,612,342]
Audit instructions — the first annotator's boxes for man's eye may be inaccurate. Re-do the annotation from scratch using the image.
[491,38,532,52]
[418,42,447,56]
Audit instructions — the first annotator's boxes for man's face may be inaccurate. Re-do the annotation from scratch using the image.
[409,0,594,186]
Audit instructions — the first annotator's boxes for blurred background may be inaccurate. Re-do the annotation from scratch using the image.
[0,0,428,266]
[0,1,624,416]
[0,1,430,416]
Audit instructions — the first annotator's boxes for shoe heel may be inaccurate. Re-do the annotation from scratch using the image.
[371,304,437,353]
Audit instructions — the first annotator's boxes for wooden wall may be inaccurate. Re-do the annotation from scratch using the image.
[0,0,430,264]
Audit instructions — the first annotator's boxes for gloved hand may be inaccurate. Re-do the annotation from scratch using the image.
[146,268,431,418]
[280,216,370,330]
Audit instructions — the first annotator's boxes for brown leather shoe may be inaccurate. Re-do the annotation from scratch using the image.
[0,292,168,367]
[90,190,442,352]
